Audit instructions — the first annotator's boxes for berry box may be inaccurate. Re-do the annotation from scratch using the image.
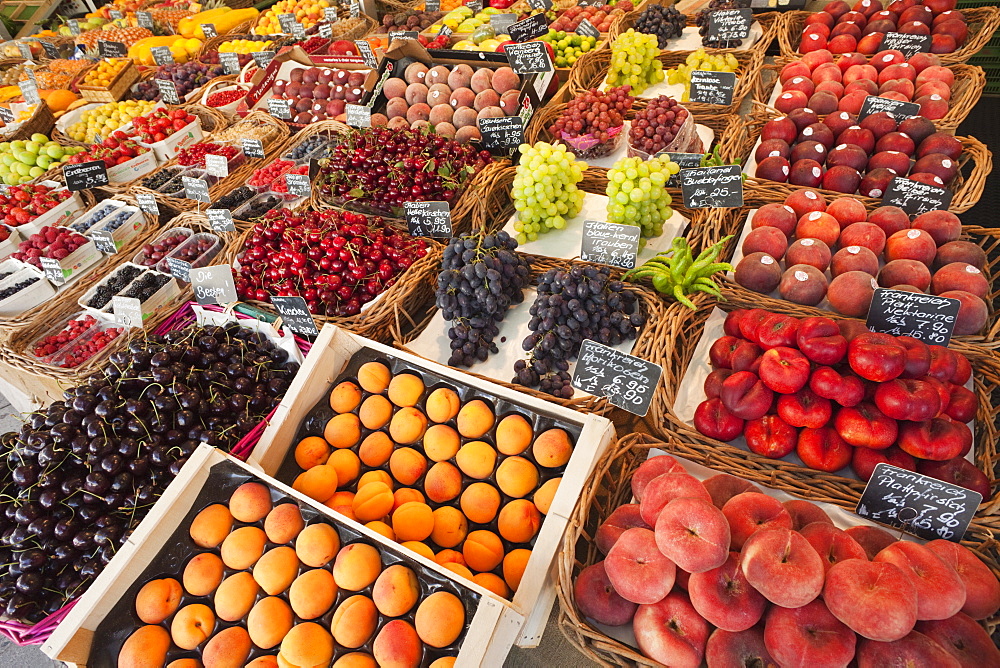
[46,321,125,369]
[131,226,194,268]
[117,270,181,324]
[232,192,290,221]
[25,312,106,364]
[155,232,222,280]
[45,238,101,286]
[68,200,126,233]
[13,182,86,238]
[107,150,160,184]
[0,224,20,260]
[128,107,204,162]
[90,205,144,252]
[0,266,55,316]
[77,263,149,319]
[78,263,180,323]
[158,169,209,197]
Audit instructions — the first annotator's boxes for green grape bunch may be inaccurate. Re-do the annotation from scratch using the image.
[512,142,586,245]
[607,28,665,95]
[606,155,680,240]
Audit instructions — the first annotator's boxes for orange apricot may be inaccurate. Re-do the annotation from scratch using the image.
[495,456,540,499]
[434,549,466,567]
[170,603,215,650]
[225,481,271,516]
[373,620,422,668]
[532,428,573,468]
[389,406,428,444]
[253,546,299,595]
[295,436,331,469]
[330,380,363,413]
[135,577,182,624]
[248,596,293,649]
[358,469,394,490]
[357,361,392,393]
[389,447,428,486]
[366,520,396,541]
[220,526,266,570]
[359,430,395,467]
[457,399,495,438]
[296,523,341,568]
[387,373,425,407]
[473,572,510,598]
[328,448,361,487]
[189,503,233,548]
[425,387,461,423]
[533,477,561,515]
[496,414,533,455]
[498,499,542,544]
[415,592,465,648]
[334,653,377,668]
[430,506,468,549]
[392,502,434,542]
[424,461,462,503]
[280,622,334,668]
[442,562,474,580]
[289,568,337,620]
[264,503,305,544]
[120,626,170,667]
[462,530,504,572]
[455,440,497,480]
[182,552,224,596]
[292,464,339,503]
[352,481,394,522]
[372,564,420,617]
[324,491,356,522]
[331,595,379,648]
[460,482,502,524]
[214,572,259,622]
[333,542,383,591]
[503,548,532,591]
[360,394,394,429]
[392,487,425,512]
[325,413,362,448]
[203,626,251,667]
[423,424,461,462]
[401,541,435,560]
[430,659,457,668]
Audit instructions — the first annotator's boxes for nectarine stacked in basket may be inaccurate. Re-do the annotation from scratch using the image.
[574,458,1000,667]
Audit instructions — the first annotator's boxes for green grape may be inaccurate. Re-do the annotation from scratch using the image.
[512,142,586,244]
[605,155,678,239]
[606,29,663,95]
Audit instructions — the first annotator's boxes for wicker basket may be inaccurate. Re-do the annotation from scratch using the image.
[752,58,985,134]
[776,6,1000,66]
[556,431,1000,667]
[567,47,764,118]
[735,114,992,215]
[176,101,229,133]
[610,3,779,57]
[3,100,55,141]
[77,59,139,103]
[328,14,378,42]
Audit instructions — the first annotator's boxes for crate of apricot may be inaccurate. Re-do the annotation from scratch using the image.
[248,324,616,647]
[77,58,140,103]
[42,444,513,667]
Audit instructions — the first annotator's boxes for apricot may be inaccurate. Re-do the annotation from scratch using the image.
[214,572,259,621]
[463,530,505,572]
[393,487,425,511]
[532,428,573,468]
[457,399,496,438]
[358,469,394,490]
[254,546,299,595]
[203,626,251,668]
[430,659,457,668]
[473,572,510,598]
[373,620,422,668]
[280,622,334,668]
[442,562,475,579]
[294,436,331,470]
[289,568,337,619]
[392,501,435,542]
[119,626,170,667]
[389,447,428,486]
[431,506,468,548]
[456,440,497,479]
[388,373,425,407]
[496,456,540,498]
[166,660,201,668]
[245,659,278,668]
[367,520,396,540]
[296,523,341,567]
[229,481,272,522]
[426,387,461,422]
[353,481,395,522]
[189,504,233,548]
[293,464,339,503]
[357,361,392,393]
[534,477,561,515]
[264,503,305,544]
[402,541,435,560]
[328,449,361,487]
[503,549,532,591]
[496,414,534,455]
[135,578,182,624]
[334,542,383,590]
[360,394,394,429]
[248,597,293,649]
[425,462,463,503]
[220,526,266,570]
[183,552,224,596]
[498,499,542,544]
[330,380,363,412]
[460,482,502,524]
[334,653,378,668]
[389,407,428,444]
[331,594,379,647]
[325,491,356,521]
[171,603,215,650]
[415,592,465,648]
[359,431,394,467]
[435,549,466,567]
[373,564,421,617]
[424,424,461,462]
[325,413,362,448]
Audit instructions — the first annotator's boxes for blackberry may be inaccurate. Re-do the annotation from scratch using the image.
[0,277,39,300]
[635,4,686,48]
[141,167,180,190]
[122,273,170,302]
[210,186,254,212]
[86,266,143,309]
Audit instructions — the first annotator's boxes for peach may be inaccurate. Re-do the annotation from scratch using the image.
[426,387,461,422]
[913,153,959,183]
[457,399,495,437]
[289,568,336,619]
[788,158,825,187]
[827,143,869,172]
[630,455,684,501]
[634,592,710,668]
[295,436,331,469]
[703,474,758,509]
[373,619,422,668]
[359,431,394,467]
[828,270,877,316]
[254,546,299,595]
[875,541,967,620]
[189,504,233,549]
[293,464,339,503]
[603,527,676,605]
[917,612,1000,667]
[841,221,887,255]
[296,522,341,568]
[456,440,497,479]
[331,595,378,648]
[932,262,989,298]
[800,521,867,573]
[596,504,650,555]
[373,564,420,617]
[415,592,465,648]
[796,211,841,247]
[464,530,505,572]
[389,406,428,444]
[220,526,266,570]
[496,414,534,455]
[281,623,334,668]
[248,597,292,650]
[925,539,1000,620]
[688,552,766,632]
[135,578,182,624]
[879,259,932,290]
[741,528,825,608]
[764,598,857,667]
[640,472,713,526]
[655,497,730,574]
[780,264,828,306]
[533,477,560,515]
[742,227,788,260]
[498,499,541,544]
[722,492,792,550]
[171,603,215,649]
[825,558,918,641]
[751,203,798,236]
[936,242,987,273]
[325,412,362,449]
[705,626,776,668]
[214,572,258,622]
[832,245,880,277]
[843,525,896,559]
[389,447,427,486]
[461,482,502,524]
[755,138,792,163]
[392,502,434,542]
[119,626,171,667]
[183,552,224,597]
[856,630,962,667]
[734,252,781,294]
[496,456,540,498]
[786,238,832,272]
[576,561,638,625]
[264,503,304,545]
[473,572,510,597]
[754,155,790,182]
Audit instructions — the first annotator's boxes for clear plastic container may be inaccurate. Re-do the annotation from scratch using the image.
[46,322,125,369]
[155,232,222,277]
[132,227,194,267]
[234,192,283,221]
[159,169,209,197]
[558,125,625,160]
[247,160,296,193]
[26,311,103,363]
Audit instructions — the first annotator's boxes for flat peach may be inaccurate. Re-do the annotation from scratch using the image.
[917,612,1000,667]
[763,599,856,668]
[688,552,766,632]
[605,528,676,605]
[925,539,1000,620]
[633,592,709,667]
[705,626,777,668]
[856,631,962,668]
[874,541,967,620]
[631,455,686,502]
[655,497,730,573]
[800,522,867,572]
[722,492,793,550]
[782,499,832,530]
[823,558,917,641]
[639,473,712,526]
[702,473,758,509]
[740,528,824,608]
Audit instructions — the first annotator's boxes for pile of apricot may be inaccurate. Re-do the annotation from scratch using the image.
[119,481,465,668]
[290,360,576,598]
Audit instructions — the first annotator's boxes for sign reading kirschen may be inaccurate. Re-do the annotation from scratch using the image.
[571,340,662,416]
[866,287,962,345]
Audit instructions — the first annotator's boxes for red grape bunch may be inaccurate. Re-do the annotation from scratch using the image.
[549,86,634,146]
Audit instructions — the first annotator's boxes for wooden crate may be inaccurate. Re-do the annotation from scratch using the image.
[77,59,139,103]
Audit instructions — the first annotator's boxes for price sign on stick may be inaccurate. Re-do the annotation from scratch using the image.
[580,220,640,269]
[272,296,319,337]
[220,52,240,75]
[680,165,743,208]
[242,139,265,159]
[508,14,548,42]
[572,340,662,416]
[859,95,920,122]
[705,8,752,41]
[156,79,180,105]
[879,32,931,57]
[151,46,174,66]
[112,296,143,328]
[191,265,237,305]
[504,41,553,74]
[866,288,961,345]
[207,208,236,232]
[40,257,65,285]
[136,192,159,215]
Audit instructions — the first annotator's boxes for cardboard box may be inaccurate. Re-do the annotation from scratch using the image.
[0,265,54,315]
[249,324,616,648]
[107,151,159,184]
[42,444,515,666]
[14,182,86,238]
[0,224,19,259]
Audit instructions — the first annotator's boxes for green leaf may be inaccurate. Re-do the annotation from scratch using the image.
[349,187,363,198]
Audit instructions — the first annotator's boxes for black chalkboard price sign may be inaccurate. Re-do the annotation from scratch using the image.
[528,0,553,9]
[155,79,180,105]
[491,13,517,32]
[324,6,338,20]
[882,176,953,215]
[112,296,143,328]
[856,463,980,542]
[19,79,39,106]
[404,201,452,238]
[706,8,752,42]
[90,229,117,255]
[40,41,60,59]
[866,287,961,345]
[151,46,175,66]
[68,19,81,36]
[319,23,333,38]
[63,160,109,192]
[879,32,931,58]
[242,139,265,159]
[388,31,420,41]
[278,13,297,32]
[580,220,640,269]
[504,41,552,74]
[680,164,743,208]
[136,11,154,29]
[859,95,920,123]
[575,18,601,39]
[657,152,703,186]
[167,257,192,282]
[272,296,320,337]
[182,176,211,203]
[251,51,276,69]
[40,257,65,285]
[0,107,13,124]
[467,0,483,13]
[688,70,736,106]
[207,208,236,232]
[109,9,123,20]
[285,173,311,197]
[355,41,377,68]
[220,52,241,75]
[478,115,524,156]
[201,23,218,38]
[425,0,440,11]
[136,192,159,215]
[572,339,662,416]
[508,14,549,43]
[16,42,32,60]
